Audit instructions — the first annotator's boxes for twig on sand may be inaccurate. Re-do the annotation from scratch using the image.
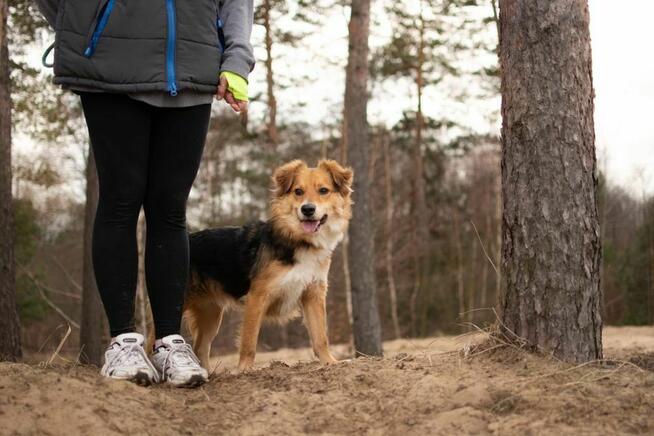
[470,220,499,275]
[46,325,72,366]
[209,360,223,378]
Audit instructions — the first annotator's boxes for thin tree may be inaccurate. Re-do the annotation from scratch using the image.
[255,0,280,147]
[383,132,401,339]
[343,0,382,357]
[0,0,21,361]
[499,0,602,362]
[79,150,107,365]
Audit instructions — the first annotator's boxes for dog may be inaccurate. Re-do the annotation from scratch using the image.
[183,159,353,372]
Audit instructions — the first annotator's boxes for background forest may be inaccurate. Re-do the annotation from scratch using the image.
[7,0,653,356]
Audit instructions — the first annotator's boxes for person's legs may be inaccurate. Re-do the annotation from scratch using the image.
[143,104,210,387]
[81,93,160,385]
[142,104,211,339]
[80,93,152,337]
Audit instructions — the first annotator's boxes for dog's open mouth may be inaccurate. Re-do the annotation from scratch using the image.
[301,214,328,234]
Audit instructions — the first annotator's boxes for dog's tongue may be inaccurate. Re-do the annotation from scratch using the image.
[302,220,320,233]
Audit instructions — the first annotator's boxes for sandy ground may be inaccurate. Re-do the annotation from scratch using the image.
[1,326,654,435]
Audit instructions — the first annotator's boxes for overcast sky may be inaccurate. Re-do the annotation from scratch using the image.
[19,0,654,198]
[589,0,654,195]
[261,0,654,195]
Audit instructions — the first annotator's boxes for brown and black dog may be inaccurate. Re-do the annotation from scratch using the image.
[183,159,353,371]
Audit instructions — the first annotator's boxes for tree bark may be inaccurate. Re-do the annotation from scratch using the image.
[409,0,429,337]
[453,213,465,331]
[339,131,354,348]
[344,0,382,357]
[499,0,602,362]
[79,149,108,365]
[0,0,21,362]
[383,135,401,339]
[262,0,279,148]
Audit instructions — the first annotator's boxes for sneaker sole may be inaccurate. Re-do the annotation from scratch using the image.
[103,370,155,387]
[131,371,154,387]
[171,374,207,388]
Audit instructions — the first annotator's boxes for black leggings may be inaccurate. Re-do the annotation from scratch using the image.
[81,93,210,339]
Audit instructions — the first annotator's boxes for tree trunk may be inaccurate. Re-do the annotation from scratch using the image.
[479,211,491,310]
[499,0,602,362]
[494,167,502,305]
[383,135,401,340]
[339,133,354,348]
[409,1,429,338]
[344,0,382,357]
[468,227,478,325]
[453,214,465,331]
[0,0,21,362]
[263,0,278,148]
[79,149,108,365]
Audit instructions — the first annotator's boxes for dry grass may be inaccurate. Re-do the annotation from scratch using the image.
[2,326,654,435]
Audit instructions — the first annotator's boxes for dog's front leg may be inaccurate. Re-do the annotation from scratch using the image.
[238,289,267,372]
[301,282,337,364]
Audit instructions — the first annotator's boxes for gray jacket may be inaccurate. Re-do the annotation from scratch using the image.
[37,0,254,96]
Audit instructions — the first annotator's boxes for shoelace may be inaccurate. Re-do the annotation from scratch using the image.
[109,343,159,382]
[160,343,203,378]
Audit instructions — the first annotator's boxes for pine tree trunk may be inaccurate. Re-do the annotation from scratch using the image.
[468,229,478,325]
[499,0,602,362]
[494,170,502,305]
[453,214,465,331]
[79,149,108,365]
[479,212,491,310]
[0,0,21,362]
[263,0,278,148]
[344,0,382,357]
[409,2,429,337]
[383,136,401,339]
[339,135,354,348]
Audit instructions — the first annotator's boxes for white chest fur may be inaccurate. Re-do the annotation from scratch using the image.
[273,248,330,315]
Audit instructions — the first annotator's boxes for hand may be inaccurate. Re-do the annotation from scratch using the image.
[216,74,248,113]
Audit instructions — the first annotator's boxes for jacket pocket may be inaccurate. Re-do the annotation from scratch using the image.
[84,0,116,58]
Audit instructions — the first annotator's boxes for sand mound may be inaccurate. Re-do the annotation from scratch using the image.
[2,327,654,435]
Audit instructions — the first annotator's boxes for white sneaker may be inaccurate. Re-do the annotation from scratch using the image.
[100,332,160,386]
[151,334,208,388]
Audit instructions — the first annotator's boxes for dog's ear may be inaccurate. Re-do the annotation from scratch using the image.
[272,160,307,196]
[318,159,354,196]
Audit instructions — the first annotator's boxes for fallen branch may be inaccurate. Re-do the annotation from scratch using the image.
[38,287,80,329]
[49,254,83,293]
[470,220,499,275]
[18,264,81,329]
[18,265,81,300]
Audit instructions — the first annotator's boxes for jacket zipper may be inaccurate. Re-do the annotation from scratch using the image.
[217,16,225,54]
[84,0,116,58]
[166,0,178,96]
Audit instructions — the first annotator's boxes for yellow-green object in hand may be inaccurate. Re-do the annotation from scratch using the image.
[220,71,248,101]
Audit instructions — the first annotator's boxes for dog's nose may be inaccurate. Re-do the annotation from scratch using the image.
[301,203,316,217]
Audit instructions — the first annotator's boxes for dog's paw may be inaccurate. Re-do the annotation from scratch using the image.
[318,355,338,365]
[237,362,255,373]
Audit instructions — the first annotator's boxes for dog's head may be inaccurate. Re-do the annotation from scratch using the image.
[271,159,353,249]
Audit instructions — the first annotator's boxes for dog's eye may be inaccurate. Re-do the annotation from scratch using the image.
[294,188,304,196]
[319,187,329,195]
